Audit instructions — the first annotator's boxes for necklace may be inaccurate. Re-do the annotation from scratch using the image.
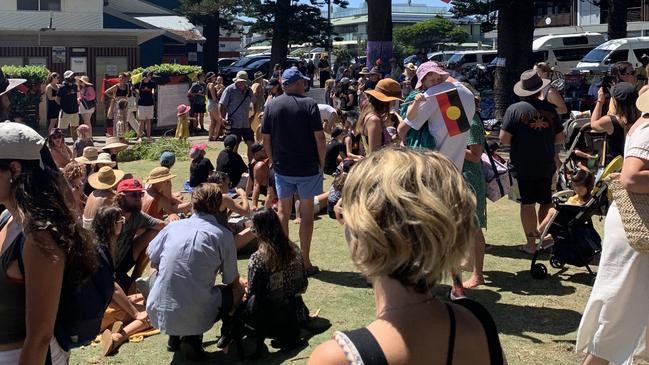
[376,297,435,318]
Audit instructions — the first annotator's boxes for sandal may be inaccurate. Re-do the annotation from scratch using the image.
[100,321,123,357]
[305,265,320,277]
[516,245,537,255]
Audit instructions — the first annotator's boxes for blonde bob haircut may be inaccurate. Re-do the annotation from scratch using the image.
[342,147,476,293]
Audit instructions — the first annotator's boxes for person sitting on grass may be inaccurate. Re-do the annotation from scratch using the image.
[308,147,505,365]
[83,166,124,229]
[245,143,277,209]
[243,207,310,350]
[323,128,347,176]
[186,143,213,190]
[327,160,355,225]
[142,167,191,221]
[48,128,74,169]
[159,151,175,169]
[62,160,87,218]
[146,183,245,361]
[207,172,255,251]
[216,135,248,188]
[95,206,153,357]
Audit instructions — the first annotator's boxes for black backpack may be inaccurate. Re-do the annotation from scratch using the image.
[5,209,115,352]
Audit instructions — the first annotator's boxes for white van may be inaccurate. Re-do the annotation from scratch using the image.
[427,51,454,64]
[576,37,649,74]
[532,32,605,73]
[447,50,497,69]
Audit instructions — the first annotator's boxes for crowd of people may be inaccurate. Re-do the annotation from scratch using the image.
[1,51,649,365]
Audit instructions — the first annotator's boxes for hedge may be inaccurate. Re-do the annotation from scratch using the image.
[1,65,49,128]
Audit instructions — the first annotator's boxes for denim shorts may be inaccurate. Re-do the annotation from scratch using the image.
[275,172,323,200]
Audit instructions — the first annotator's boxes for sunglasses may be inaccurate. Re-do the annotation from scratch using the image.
[250,226,257,234]
[124,191,144,198]
[117,216,126,224]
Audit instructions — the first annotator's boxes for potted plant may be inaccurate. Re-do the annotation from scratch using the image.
[1,65,49,128]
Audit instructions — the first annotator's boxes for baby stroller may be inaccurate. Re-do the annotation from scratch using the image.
[530,157,623,279]
[556,117,608,191]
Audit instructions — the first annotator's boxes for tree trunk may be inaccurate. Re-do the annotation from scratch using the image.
[366,0,392,70]
[493,0,534,119]
[202,14,220,73]
[269,0,291,78]
[607,0,628,39]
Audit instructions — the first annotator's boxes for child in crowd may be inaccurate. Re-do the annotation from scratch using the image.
[328,159,355,225]
[537,170,595,234]
[114,99,129,143]
[73,123,95,157]
[175,104,191,139]
[324,78,335,107]
[186,144,213,191]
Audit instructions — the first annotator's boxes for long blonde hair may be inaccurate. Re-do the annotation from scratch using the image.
[356,94,389,136]
[342,147,476,292]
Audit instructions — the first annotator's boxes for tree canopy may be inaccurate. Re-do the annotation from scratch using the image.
[393,18,470,56]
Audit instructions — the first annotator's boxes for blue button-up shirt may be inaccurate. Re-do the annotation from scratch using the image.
[146,213,238,336]
[219,83,252,129]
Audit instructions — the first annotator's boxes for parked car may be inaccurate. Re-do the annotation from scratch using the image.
[427,51,455,64]
[447,50,497,70]
[531,32,605,73]
[576,36,649,74]
[221,55,301,85]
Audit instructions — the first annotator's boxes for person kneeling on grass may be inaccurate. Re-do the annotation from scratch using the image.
[146,183,245,361]
[207,172,255,251]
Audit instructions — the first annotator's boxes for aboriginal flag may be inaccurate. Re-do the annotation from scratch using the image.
[434,88,470,137]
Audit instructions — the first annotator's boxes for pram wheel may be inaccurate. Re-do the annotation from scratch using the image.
[549,256,565,269]
[530,263,548,279]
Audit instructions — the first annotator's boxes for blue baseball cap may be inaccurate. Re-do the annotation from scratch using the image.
[281,67,310,86]
[160,151,176,168]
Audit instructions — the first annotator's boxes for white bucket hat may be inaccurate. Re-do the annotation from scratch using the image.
[0,121,45,166]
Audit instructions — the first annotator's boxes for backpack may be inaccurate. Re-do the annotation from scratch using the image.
[400,90,436,150]
[10,213,115,351]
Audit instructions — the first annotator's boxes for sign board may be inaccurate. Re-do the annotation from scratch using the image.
[29,57,47,66]
[106,64,118,76]
[70,57,87,73]
[52,46,65,63]
[157,83,190,128]
[72,48,86,53]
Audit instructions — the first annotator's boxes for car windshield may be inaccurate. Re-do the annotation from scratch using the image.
[581,49,611,63]
[231,57,256,67]
[247,59,269,69]
[448,53,464,63]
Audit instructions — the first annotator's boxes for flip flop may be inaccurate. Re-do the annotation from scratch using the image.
[516,245,537,255]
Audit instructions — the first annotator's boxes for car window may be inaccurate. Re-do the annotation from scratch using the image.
[247,59,269,69]
[632,48,649,61]
[481,54,497,63]
[231,57,253,67]
[553,47,595,61]
[533,51,548,63]
[607,50,628,64]
[463,54,477,63]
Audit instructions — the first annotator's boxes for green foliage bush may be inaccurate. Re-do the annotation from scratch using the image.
[118,137,191,162]
[1,65,49,84]
[393,18,469,55]
[1,65,49,128]
[132,64,202,77]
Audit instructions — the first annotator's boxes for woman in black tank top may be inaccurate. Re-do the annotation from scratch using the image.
[308,148,504,365]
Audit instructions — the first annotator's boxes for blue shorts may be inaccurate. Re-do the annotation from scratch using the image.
[275,172,323,200]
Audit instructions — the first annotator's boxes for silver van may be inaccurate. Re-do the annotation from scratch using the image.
[447,50,498,69]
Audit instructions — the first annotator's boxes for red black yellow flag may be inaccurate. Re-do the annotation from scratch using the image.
[434,88,470,137]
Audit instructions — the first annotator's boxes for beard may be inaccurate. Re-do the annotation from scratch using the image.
[124,201,142,213]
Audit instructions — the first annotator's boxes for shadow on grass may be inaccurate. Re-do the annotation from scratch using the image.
[313,269,369,289]
[483,270,577,296]
[485,244,553,260]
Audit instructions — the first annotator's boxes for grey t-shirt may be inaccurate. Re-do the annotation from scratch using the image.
[115,211,162,267]
[219,83,252,129]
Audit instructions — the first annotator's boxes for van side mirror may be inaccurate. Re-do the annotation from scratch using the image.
[604,58,612,65]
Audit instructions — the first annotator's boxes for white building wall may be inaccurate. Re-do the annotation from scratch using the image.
[0,0,103,30]
[577,0,600,26]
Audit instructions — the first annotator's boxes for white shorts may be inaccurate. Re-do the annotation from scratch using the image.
[0,338,69,365]
[79,104,95,115]
[137,105,154,120]
[58,111,79,129]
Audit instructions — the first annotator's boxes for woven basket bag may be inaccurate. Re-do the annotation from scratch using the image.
[606,174,649,253]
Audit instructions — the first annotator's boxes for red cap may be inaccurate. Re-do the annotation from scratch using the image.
[117,178,143,193]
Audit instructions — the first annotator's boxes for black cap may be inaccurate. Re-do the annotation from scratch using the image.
[266,78,280,89]
[251,143,264,154]
[611,82,636,102]
[342,159,356,173]
[331,127,344,139]
[224,135,239,149]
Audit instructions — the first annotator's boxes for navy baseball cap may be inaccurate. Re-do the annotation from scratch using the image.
[281,67,310,86]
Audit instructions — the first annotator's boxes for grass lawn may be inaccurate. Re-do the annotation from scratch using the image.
[70,141,601,365]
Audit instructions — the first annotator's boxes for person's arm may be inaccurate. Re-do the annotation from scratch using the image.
[406,93,427,120]
[547,87,568,115]
[251,163,268,208]
[111,282,145,321]
[157,195,192,216]
[344,136,363,160]
[222,192,250,216]
[104,84,118,99]
[499,129,512,145]
[20,231,65,365]
[465,143,483,164]
[308,340,349,365]
[315,130,326,168]
[620,156,649,193]
[365,115,382,154]
[591,87,614,135]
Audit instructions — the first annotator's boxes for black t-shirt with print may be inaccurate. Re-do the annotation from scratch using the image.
[135,81,156,106]
[189,156,214,187]
[58,82,79,114]
[502,99,563,180]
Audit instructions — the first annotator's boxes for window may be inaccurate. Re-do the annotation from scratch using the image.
[482,53,497,64]
[17,0,60,11]
[532,51,548,63]
[606,50,628,64]
[562,36,589,46]
[553,48,594,62]
[633,48,649,60]
[463,54,477,63]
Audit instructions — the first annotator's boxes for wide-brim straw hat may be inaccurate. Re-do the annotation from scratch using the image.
[365,78,403,102]
[95,152,116,167]
[233,71,250,84]
[102,137,128,153]
[88,166,125,190]
[358,67,370,75]
[74,146,100,164]
[145,166,176,185]
[76,75,93,86]
[513,69,550,97]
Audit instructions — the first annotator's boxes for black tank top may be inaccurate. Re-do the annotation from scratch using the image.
[207,84,213,100]
[115,84,130,97]
[0,211,26,345]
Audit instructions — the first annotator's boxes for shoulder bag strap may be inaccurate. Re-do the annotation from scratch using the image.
[342,328,389,365]
[229,89,251,116]
[452,298,505,365]
[483,140,505,197]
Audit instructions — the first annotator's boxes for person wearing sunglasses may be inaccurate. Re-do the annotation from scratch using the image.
[114,178,165,294]
[47,128,73,169]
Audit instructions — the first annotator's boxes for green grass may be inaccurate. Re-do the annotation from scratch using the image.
[70,142,601,365]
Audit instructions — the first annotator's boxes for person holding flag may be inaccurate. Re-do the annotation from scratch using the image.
[397,61,476,170]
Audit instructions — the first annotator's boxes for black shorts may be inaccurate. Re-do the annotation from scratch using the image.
[230,128,254,143]
[215,286,234,322]
[518,177,552,205]
[191,104,206,114]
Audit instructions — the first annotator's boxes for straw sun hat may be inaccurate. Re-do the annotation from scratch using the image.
[102,137,128,153]
[74,146,100,164]
[88,166,125,190]
[145,166,176,185]
[95,152,116,167]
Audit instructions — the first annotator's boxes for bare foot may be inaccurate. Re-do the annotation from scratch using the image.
[462,275,485,289]
[293,217,302,225]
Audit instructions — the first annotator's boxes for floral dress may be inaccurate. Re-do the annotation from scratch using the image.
[462,115,487,228]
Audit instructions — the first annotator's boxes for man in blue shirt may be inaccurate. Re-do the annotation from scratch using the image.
[261,67,326,276]
[146,183,244,360]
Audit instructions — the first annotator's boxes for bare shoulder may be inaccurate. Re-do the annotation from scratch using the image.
[308,339,348,365]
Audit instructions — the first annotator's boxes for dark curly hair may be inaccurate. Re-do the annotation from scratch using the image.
[92,206,122,264]
[1,147,97,285]
[251,207,299,272]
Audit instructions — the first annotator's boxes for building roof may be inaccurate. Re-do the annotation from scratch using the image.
[135,15,205,42]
